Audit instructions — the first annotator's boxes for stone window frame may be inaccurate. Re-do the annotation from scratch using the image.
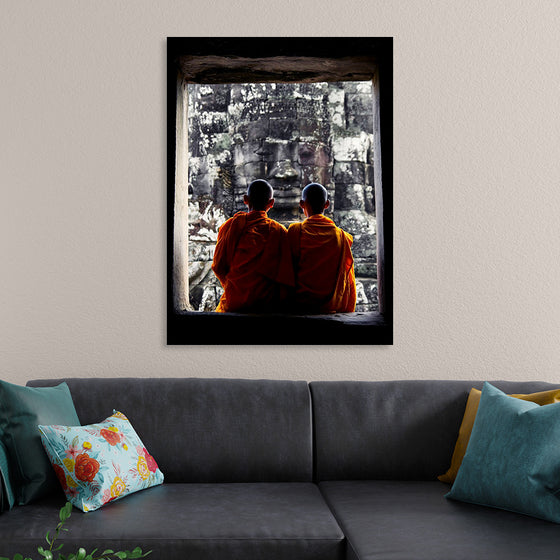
[167,37,393,345]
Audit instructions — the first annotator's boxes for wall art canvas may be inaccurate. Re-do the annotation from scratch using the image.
[167,37,392,345]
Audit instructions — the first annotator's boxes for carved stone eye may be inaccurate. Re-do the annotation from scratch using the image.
[299,145,317,165]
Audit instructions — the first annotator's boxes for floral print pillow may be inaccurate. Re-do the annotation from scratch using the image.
[38,411,164,512]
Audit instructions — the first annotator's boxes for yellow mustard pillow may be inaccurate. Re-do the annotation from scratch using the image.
[438,387,560,484]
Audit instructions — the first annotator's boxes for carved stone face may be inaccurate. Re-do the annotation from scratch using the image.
[233,138,333,224]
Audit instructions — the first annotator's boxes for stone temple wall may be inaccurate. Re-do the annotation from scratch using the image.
[187,81,378,312]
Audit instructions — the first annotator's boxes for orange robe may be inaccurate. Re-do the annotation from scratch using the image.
[212,210,294,313]
[287,214,356,313]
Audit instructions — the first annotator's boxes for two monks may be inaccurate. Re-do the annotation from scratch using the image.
[212,180,356,314]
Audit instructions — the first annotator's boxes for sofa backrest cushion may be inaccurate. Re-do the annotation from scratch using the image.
[27,378,313,483]
[310,380,560,481]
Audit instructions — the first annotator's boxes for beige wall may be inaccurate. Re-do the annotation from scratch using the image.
[2,1,560,385]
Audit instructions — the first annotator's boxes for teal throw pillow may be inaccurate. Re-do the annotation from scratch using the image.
[39,411,164,512]
[0,439,15,511]
[0,380,80,505]
[446,382,560,523]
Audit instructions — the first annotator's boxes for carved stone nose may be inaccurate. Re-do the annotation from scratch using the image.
[268,160,298,181]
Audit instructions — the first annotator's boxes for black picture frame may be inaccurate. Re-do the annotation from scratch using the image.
[167,37,393,345]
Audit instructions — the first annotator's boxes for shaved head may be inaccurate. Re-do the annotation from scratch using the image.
[247,179,274,211]
[302,183,328,214]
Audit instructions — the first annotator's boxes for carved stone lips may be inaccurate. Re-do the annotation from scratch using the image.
[270,185,300,207]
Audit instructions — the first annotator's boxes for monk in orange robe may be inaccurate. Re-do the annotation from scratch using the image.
[212,179,294,313]
[287,183,356,313]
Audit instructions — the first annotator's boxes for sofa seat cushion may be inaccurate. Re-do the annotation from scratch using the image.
[319,481,560,560]
[0,483,344,560]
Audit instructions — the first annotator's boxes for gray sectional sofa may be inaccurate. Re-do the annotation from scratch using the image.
[2,377,560,560]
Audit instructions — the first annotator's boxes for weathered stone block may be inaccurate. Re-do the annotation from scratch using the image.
[297,98,326,119]
[188,241,216,264]
[364,183,375,214]
[196,282,224,312]
[335,182,366,210]
[299,82,328,96]
[300,165,331,188]
[188,172,213,197]
[241,98,298,120]
[246,119,270,141]
[336,81,360,94]
[333,162,366,184]
[242,161,267,181]
[199,111,228,134]
[269,118,297,140]
[346,112,373,133]
[354,258,377,277]
[346,93,373,116]
[327,86,345,105]
[188,201,227,242]
[335,209,376,238]
[355,279,378,312]
[233,143,261,165]
[332,134,370,161]
[298,142,331,166]
[232,165,248,191]
[206,133,232,155]
[364,164,374,186]
[352,233,377,260]
[197,85,230,112]
[187,123,207,157]
[294,118,331,140]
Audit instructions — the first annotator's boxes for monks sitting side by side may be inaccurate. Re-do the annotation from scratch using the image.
[212,179,295,313]
[287,183,357,313]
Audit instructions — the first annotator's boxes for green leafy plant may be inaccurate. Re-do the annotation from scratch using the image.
[1,502,151,560]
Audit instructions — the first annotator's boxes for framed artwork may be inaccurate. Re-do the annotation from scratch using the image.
[167,37,392,344]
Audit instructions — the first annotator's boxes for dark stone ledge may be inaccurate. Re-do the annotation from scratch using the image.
[167,311,392,345]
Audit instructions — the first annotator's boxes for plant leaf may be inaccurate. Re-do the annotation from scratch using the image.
[114,552,127,560]
[100,552,114,557]
[14,554,23,560]
[39,549,53,560]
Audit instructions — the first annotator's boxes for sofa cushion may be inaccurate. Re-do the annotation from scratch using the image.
[0,381,80,504]
[27,378,313,483]
[39,411,164,512]
[310,380,559,480]
[320,480,560,560]
[0,483,344,560]
[438,386,560,484]
[0,439,15,511]
[446,382,560,523]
